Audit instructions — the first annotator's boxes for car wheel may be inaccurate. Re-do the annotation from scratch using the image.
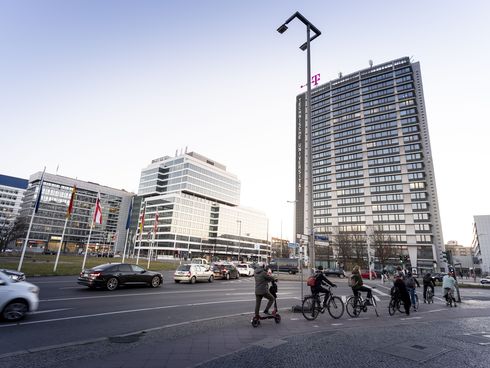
[190,276,196,284]
[208,275,214,283]
[2,300,28,322]
[288,270,293,275]
[106,277,119,291]
[236,273,240,279]
[339,274,345,278]
[150,276,161,288]
[174,280,180,283]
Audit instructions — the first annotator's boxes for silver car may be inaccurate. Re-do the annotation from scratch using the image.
[174,264,214,284]
[0,271,39,321]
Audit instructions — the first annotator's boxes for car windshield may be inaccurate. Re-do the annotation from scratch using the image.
[177,265,191,271]
[237,265,247,268]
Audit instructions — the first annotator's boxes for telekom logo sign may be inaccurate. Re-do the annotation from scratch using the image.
[301,73,321,88]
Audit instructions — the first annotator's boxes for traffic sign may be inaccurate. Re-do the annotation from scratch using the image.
[288,242,299,248]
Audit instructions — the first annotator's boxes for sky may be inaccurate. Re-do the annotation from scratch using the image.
[1,0,489,246]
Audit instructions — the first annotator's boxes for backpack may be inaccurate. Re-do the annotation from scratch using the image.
[307,275,317,287]
[423,273,432,283]
[405,276,415,289]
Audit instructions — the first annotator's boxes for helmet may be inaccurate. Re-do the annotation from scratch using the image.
[317,265,324,271]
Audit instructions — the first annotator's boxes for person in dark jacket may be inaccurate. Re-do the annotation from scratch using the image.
[254,263,275,316]
[351,266,373,304]
[422,272,435,303]
[393,274,411,315]
[311,265,336,305]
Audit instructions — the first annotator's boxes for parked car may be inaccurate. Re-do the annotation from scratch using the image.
[361,270,378,279]
[269,259,299,274]
[174,264,214,284]
[0,270,39,321]
[480,278,490,285]
[211,263,240,280]
[190,258,209,265]
[236,263,254,277]
[431,272,447,283]
[0,269,26,282]
[78,263,163,290]
[323,268,346,278]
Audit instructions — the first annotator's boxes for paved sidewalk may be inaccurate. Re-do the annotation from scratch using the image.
[3,299,490,368]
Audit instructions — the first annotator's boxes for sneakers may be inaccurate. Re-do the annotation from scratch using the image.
[423,299,427,304]
[263,310,271,315]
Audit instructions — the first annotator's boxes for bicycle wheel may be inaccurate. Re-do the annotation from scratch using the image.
[388,298,396,316]
[427,289,434,304]
[302,295,321,321]
[346,296,361,318]
[327,296,345,319]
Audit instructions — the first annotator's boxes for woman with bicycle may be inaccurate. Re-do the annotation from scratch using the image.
[311,265,337,305]
[350,266,373,302]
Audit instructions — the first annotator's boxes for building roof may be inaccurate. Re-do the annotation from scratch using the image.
[0,174,28,189]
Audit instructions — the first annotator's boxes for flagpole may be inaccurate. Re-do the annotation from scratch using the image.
[18,167,45,272]
[82,192,100,271]
[122,197,133,264]
[53,216,69,272]
[136,232,142,265]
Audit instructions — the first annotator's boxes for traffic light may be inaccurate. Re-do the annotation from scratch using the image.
[399,255,403,263]
[442,251,448,263]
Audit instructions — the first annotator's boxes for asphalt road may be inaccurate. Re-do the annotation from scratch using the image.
[2,272,490,360]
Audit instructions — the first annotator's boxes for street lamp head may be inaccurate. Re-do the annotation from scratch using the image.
[277,24,288,34]
[299,42,308,51]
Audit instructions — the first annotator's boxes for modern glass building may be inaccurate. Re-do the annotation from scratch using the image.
[17,172,133,254]
[472,215,490,274]
[295,57,444,272]
[0,174,28,244]
[133,152,270,261]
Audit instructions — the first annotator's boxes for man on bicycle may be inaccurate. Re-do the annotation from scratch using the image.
[404,271,420,311]
[350,266,373,304]
[442,271,457,306]
[254,262,276,316]
[422,272,435,303]
[310,265,336,306]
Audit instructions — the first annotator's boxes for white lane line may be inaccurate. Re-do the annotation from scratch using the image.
[0,297,301,328]
[40,288,241,302]
[31,308,72,315]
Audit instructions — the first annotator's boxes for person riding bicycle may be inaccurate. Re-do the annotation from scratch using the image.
[422,272,435,303]
[404,271,420,311]
[392,273,411,315]
[442,271,457,306]
[311,265,336,306]
[350,266,373,305]
[254,262,276,316]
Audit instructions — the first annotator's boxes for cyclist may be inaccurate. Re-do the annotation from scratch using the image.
[393,273,411,315]
[254,262,276,315]
[422,272,435,303]
[311,265,337,306]
[442,271,457,306]
[404,271,420,311]
[350,266,373,305]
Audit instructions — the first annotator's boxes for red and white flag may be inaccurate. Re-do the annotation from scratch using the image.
[93,194,103,225]
[153,210,159,234]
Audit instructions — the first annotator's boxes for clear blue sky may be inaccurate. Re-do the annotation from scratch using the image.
[1,0,489,246]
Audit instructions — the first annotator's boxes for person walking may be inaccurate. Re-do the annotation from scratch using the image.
[404,271,420,311]
[254,262,276,316]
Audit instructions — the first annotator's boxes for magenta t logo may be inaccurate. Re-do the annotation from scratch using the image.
[312,73,320,86]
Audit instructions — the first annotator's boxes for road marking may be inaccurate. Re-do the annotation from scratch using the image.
[31,308,72,315]
[0,297,300,328]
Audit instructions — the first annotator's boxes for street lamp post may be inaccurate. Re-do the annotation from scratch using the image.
[277,12,321,273]
[237,219,242,262]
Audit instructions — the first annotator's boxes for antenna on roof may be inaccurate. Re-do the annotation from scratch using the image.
[338,72,342,78]
[369,59,373,68]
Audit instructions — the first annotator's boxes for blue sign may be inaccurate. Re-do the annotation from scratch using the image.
[314,235,329,241]
[288,242,299,248]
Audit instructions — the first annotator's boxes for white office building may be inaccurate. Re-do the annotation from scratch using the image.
[472,215,490,274]
[0,174,28,245]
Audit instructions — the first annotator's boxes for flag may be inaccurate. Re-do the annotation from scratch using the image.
[153,209,159,234]
[34,170,46,214]
[139,201,146,234]
[66,185,77,219]
[125,198,133,230]
[93,194,103,225]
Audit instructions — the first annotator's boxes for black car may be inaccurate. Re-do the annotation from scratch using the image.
[211,263,240,280]
[431,272,447,283]
[323,269,346,278]
[269,262,299,275]
[77,263,163,291]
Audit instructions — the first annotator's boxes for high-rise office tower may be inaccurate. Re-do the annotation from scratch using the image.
[0,174,28,245]
[295,57,444,272]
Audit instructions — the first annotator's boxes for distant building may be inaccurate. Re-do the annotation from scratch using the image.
[445,240,474,274]
[0,174,28,244]
[472,215,490,274]
[132,151,269,262]
[294,57,444,272]
[17,172,133,254]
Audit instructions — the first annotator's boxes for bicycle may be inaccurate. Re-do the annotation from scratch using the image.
[346,289,379,318]
[388,288,403,316]
[444,288,457,307]
[426,287,434,304]
[301,285,344,321]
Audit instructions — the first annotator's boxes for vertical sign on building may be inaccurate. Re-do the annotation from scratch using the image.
[296,94,306,237]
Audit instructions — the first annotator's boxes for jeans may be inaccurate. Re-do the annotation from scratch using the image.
[407,287,417,306]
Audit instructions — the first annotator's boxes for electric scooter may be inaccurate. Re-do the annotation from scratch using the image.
[251,279,281,327]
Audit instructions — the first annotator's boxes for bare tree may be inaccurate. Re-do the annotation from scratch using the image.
[351,234,367,269]
[0,217,28,252]
[371,228,398,268]
[334,233,353,270]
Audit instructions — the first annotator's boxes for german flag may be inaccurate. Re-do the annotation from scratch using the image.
[66,185,77,219]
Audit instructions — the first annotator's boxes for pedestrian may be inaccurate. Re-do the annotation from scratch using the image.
[404,271,420,311]
[254,262,275,316]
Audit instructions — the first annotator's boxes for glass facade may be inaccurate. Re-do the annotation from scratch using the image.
[133,152,269,262]
[296,57,444,271]
[0,174,28,243]
[17,172,133,254]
